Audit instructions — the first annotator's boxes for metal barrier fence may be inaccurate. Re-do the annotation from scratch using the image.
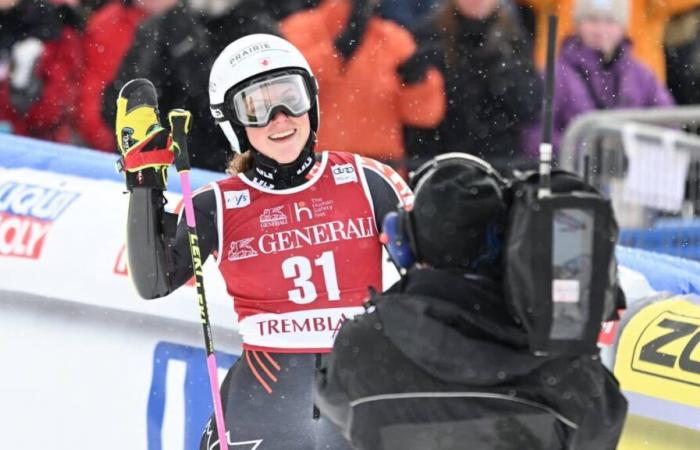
[559,106,700,227]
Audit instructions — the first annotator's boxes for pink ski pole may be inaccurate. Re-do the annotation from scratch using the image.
[168,109,229,450]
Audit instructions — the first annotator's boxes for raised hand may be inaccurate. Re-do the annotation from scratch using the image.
[115,78,174,190]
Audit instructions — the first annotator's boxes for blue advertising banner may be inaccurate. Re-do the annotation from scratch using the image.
[148,342,238,450]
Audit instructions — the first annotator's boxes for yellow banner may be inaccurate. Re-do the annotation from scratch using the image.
[615,296,700,449]
[615,297,700,407]
[619,415,700,450]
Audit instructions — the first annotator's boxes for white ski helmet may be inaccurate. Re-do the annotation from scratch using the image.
[209,33,319,153]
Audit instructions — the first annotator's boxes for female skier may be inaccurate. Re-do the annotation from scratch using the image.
[116,34,411,449]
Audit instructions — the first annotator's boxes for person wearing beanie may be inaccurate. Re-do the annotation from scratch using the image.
[314,154,627,450]
[523,0,675,156]
[574,0,629,28]
[518,0,700,82]
[574,0,630,59]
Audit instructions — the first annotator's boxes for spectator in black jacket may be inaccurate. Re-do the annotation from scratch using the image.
[405,0,542,173]
[665,6,700,105]
[378,0,441,29]
[102,0,279,171]
[265,0,320,19]
[315,153,627,450]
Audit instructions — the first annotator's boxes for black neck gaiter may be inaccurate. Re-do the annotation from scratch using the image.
[245,133,317,189]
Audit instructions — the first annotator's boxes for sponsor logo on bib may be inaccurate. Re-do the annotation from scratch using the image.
[332,164,357,185]
[224,190,250,209]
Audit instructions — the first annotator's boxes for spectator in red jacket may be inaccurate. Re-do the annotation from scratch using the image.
[77,0,175,151]
[0,0,82,143]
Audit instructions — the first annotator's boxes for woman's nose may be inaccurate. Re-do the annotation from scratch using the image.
[270,109,289,123]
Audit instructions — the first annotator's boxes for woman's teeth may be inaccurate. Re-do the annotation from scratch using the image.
[269,129,295,140]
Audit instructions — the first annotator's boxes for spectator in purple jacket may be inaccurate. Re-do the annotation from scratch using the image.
[525,0,675,157]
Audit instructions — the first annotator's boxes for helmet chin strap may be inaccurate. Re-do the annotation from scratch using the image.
[246,132,318,189]
[218,121,241,153]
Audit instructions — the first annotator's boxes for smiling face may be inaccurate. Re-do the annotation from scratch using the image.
[239,76,312,163]
[577,16,626,58]
[244,111,311,164]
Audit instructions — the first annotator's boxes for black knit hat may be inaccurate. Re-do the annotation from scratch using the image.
[411,160,508,270]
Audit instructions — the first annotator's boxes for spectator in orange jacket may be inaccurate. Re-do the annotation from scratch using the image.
[77,0,175,151]
[0,0,82,143]
[281,0,446,169]
[518,0,700,81]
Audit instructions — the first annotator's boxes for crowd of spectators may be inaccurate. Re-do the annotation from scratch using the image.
[1,0,699,173]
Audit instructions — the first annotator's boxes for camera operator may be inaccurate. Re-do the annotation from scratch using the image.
[314,153,628,450]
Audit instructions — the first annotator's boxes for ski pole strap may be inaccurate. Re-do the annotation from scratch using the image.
[168,109,193,173]
[123,147,174,171]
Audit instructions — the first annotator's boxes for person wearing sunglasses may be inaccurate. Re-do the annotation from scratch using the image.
[116,33,412,450]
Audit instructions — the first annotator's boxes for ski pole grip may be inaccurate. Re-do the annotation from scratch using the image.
[168,109,192,172]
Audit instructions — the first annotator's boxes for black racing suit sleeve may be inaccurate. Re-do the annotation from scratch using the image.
[362,167,401,233]
[126,187,218,299]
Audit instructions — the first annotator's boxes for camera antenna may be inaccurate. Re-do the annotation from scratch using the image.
[538,14,558,198]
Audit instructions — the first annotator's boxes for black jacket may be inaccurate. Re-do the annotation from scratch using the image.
[102,1,279,171]
[315,268,627,450]
[0,0,63,51]
[405,10,542,173]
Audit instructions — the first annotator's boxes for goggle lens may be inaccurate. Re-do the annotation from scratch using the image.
[231,74,311,127]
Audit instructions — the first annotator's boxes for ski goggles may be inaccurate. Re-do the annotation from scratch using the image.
[229,73,312,127]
